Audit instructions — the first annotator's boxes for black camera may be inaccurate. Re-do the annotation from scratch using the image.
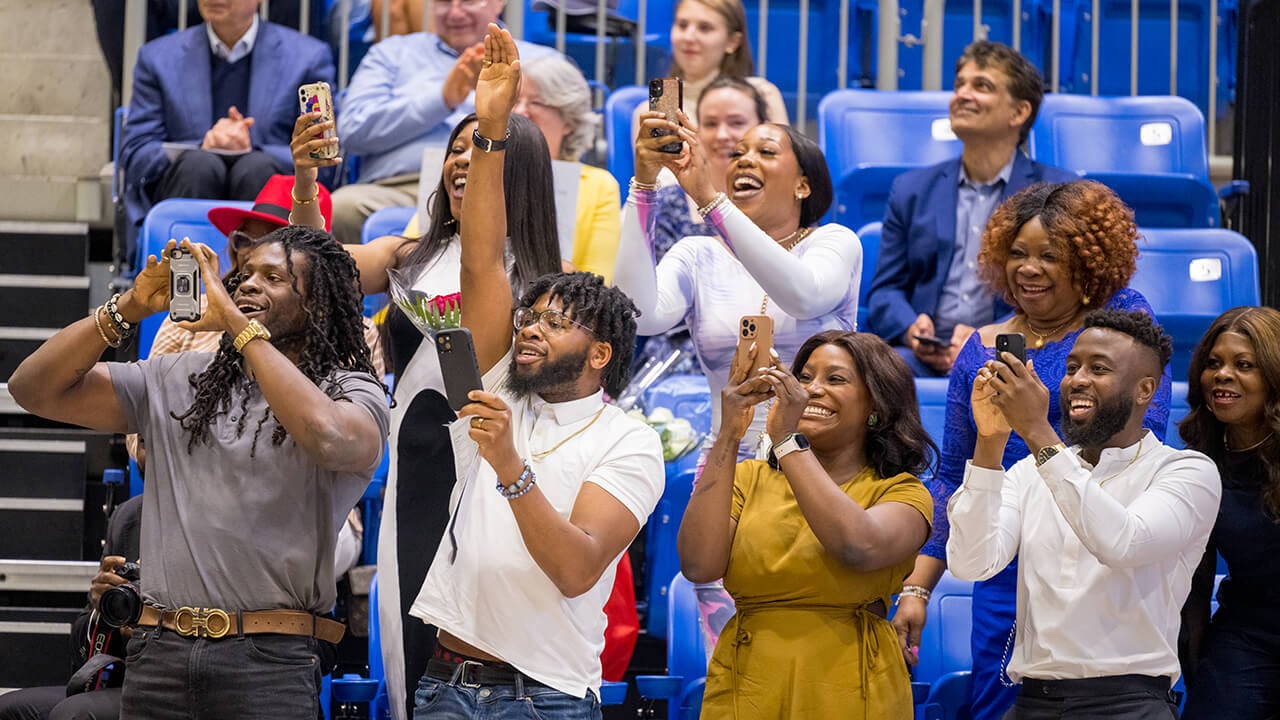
[98,561,143,628]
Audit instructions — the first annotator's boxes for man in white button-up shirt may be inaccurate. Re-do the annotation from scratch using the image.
[405,27,664,719]
[947,310,1221,719]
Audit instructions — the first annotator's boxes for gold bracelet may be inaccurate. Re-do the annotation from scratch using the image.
[291,185,319,205]
[232,319,272,353]
[630,177,659,192]
[93,306,122,348]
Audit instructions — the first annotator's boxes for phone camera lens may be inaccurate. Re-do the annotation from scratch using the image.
[176,276,190,294]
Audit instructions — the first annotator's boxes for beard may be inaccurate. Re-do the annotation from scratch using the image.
[1060,388,1136,449]
[503,347,590,398]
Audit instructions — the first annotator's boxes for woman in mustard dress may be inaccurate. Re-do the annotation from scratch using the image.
[679,329,936,718]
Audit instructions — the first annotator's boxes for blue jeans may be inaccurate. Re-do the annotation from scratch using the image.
[119,626,321,719]
[413,675,600,720]
[1182,614,1280,720]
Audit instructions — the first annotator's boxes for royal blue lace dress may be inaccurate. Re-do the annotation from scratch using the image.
[927,287,1172,720]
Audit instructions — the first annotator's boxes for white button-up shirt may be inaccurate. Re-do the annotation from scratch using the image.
[411,348,665,699]
[206,14,259,63]
[946,430,1221,684]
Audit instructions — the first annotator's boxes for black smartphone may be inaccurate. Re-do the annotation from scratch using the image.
[435,327,483,412]
[913,333,949,348]
[995,332,1027,364]
[648,77,684,154]
[168,247,202,322]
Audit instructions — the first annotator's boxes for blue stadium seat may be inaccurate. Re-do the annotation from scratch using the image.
[1127,227,1259,380]
[818,90,961,230]
[635,573,707,720]
[915,377,950,482]
[1166,381,1190,449]
[605,85,648,191]
[331,572,390,719]
[903,571,974,720]
[1029,94,1218,228]
[360,205,416,317]
[135,199,242,359]
[855,222,884,331]
[639,373,712,637]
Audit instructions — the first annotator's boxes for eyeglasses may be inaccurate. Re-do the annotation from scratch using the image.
[513,306,594,337]
[228,230,257,252]
[432,0,489,12]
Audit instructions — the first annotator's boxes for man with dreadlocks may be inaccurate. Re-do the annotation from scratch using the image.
[9,226,390,719]
[402,26,664,718]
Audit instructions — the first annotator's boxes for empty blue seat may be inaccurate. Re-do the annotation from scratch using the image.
[361,205,416,318]
[605,85,648,191]
[1166,381,1191,449]
[915,377,950,482]
[818,90,961,230]
[1029,94,1218,228]
[635,573,708,720]
[855,222,884,332]
[1127,227,1259,380]
[331,572,390,719]
[899,571,974,720]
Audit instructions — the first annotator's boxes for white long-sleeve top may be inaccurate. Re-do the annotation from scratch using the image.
[946,430,1221,684]
[614,190,862,449]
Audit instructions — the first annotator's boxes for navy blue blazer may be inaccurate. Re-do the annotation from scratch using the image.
[865,152,1079,343]
[121,22,334,236]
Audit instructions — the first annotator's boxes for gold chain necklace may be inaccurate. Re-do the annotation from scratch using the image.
[530,405,606,462]
[1097,436,1144,487]
[1024,314,1077,349]
[1224,431,1275,453]
[760,227,812,313]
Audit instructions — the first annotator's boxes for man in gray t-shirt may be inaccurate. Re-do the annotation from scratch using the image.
[9,225,390,720]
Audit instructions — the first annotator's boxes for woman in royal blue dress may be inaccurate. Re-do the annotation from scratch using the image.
[1180,306,1280,719]
[890,179,1172,720]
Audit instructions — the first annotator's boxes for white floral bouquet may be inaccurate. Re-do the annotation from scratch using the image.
[628,406,701,462]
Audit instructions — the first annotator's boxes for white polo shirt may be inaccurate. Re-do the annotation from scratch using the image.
[946,430,1221,684]
[410,348,665,698]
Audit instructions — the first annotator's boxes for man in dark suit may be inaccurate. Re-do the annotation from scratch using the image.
[865,41,1078,377]
[120,0,334,265]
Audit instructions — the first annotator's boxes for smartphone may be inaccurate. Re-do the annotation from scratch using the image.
[298,81,338,160]
[913,333,949,348]
[995,332,1026,364]
[736,315,776,375]
[648,77,684,154]
[435,327,484,413]
[168,247,201,322]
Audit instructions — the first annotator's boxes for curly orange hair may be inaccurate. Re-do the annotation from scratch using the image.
[977,180,1138,309]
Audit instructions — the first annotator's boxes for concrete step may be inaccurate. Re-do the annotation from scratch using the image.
[0,53,111,118]
[0,0,105,58]
[0,115,110,179]
[0,175,101,224]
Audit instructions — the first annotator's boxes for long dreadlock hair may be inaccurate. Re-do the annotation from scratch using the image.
[171,225,382,456]
[516,272,640,397]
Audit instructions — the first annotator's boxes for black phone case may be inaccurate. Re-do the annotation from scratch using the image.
[996,332,1027,364]
[435,328,484,412]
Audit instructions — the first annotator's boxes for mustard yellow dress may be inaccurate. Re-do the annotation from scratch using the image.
[700,461,933,719]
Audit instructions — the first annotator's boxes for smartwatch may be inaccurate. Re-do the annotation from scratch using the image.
[772,432,811,461]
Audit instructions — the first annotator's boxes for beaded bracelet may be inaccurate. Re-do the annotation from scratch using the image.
[103,293,135,340]
[897,585,932,604]
[93,306,123,348]
[496,462,537,499]
[696,192,729,219]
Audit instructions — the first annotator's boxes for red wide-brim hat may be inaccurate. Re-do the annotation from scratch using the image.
[207,174,333,236]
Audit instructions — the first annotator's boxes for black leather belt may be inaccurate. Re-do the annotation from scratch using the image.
[426,658,547,689]
[1021,674,1174,700]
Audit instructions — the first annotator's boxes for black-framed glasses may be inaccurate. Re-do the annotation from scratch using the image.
[513,306,594,337]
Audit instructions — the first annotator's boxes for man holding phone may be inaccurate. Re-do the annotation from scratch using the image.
[404,26,664,717]
[947,310,1220,719]
[864,40,1076,377]
[7,227,389,719]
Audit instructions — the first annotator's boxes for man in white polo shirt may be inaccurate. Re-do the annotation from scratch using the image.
[947,310,1221,719]
[407,25,664,718]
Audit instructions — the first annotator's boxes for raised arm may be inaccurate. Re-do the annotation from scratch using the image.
[459,25,520,373]
[8,249,180,433]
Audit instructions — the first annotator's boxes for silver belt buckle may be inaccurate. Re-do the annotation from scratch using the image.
[457,660,484,688]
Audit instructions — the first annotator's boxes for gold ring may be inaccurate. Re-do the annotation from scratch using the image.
[471,416,485,429]
[483,60,493,67]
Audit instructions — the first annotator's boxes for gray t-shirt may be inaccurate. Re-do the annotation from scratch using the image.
[109,352,390,613]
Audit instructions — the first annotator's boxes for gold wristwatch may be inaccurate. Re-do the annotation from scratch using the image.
[232,320,271,353]
[1034,442,1067,466]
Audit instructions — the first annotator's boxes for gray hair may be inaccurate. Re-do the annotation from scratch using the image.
[522,55,599,161]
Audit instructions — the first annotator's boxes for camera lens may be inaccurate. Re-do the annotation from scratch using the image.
[176,276,190,294]
[99,583,143,628]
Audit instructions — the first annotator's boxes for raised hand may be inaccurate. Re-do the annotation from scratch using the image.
[181,238,244,335]
[985,354,1050,440]
[972,362,1012,439]
[459,390,522,478]
[291,112,341,172]
[759,352,809,442]
[667,111,718,207]
[718,343,773,444]
[474,24,520,130]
